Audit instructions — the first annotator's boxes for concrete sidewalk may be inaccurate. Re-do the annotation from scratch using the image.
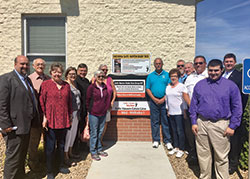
[86,142,176,179]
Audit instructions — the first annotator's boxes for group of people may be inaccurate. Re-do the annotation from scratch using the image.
[0,55,116,179]
[146,54,248,179]
[0,53,248,179]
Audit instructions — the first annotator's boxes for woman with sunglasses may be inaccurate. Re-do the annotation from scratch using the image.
[86,70,110,161]
[91,64,117,144]
[99,65,117,142]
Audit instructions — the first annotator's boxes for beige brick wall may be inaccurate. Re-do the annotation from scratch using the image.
[0,0,197,78]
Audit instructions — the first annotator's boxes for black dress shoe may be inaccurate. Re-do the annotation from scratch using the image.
[229,167,236,175]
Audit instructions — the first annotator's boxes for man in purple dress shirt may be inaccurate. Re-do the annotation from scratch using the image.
[189,59,242,179]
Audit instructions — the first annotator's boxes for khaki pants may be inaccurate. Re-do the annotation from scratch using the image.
[196,117,230,179]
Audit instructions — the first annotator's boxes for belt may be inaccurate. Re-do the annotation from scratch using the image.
[155,97,164,99]
[198,114,228,122]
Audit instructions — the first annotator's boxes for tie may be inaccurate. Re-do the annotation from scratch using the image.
[25,78,34,101]
[25,78,38,125]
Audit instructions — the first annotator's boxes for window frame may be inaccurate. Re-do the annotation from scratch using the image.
[23,15,67,67]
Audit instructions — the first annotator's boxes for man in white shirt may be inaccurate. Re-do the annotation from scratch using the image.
[185,56,208,99]
[183,55,208,164]
[184,62,195,76]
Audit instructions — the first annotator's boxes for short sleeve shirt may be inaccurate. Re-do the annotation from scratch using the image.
[165,83,188,115]
[146,70,170,98]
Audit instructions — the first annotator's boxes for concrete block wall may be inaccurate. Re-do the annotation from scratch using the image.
[0,0,197,78]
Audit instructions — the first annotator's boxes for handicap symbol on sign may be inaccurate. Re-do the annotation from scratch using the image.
[243,58,250,94]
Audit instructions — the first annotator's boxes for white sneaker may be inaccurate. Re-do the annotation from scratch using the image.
[168,148,178,155]
[165,143,173,150]
[176,150,184,158]
[152,141,159,148]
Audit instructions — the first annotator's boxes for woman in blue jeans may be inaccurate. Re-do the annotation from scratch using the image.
[40,63,72,178]
[165,68,190,158]
[86,70,110,161]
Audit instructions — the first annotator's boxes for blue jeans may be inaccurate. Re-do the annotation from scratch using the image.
[45,128,67,173]
[169,115,185,150]
[89,114,106,155]
[149,99,171,143]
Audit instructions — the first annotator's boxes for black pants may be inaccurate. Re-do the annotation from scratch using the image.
[183,113,196,156]
[229,124,246,169]
[45,128,67,173]
[3,132,30,179]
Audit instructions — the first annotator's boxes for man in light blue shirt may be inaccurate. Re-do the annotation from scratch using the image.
[146,58,172,149]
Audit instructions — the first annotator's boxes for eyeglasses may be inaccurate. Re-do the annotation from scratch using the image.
[97,75,105,78]
[194,62,204,65]
[177,65,184,68]
[170,75,178,78]
[68,73,76,76]
[101,69,108,72]
[36,63,45,66]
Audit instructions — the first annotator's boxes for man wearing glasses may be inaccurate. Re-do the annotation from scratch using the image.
[183,55,208,164]
[176,59,187,83]
[28,58,50,171]
[185,55,208,99]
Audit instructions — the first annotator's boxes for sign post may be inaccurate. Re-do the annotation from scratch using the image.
[242,58,250,179]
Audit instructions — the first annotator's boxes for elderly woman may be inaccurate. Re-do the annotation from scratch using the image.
[64,67,81,165]
[87,70,110,161]
[165,68,190,158]
[40,63,72,178]
[98,64,117,143]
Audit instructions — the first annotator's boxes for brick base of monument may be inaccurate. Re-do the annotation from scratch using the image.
[103,117,163,141]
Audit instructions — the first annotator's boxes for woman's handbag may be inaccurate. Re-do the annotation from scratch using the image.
[81,116,90,142]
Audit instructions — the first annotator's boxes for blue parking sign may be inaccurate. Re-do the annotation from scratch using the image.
[243,58,250,94]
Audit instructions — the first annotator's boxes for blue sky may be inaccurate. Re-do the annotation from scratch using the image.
[196,0,250,63]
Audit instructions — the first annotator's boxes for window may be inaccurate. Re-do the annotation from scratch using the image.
[23,16,66,74]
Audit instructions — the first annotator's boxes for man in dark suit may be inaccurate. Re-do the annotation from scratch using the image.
[0,55,39,179]
[73,63,90,152]
[223,53,249,175]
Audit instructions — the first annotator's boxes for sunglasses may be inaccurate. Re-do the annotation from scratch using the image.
[97,75,105,78]
[194,62,204,65]
[177,65,184,68]
[101,69,108,72]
